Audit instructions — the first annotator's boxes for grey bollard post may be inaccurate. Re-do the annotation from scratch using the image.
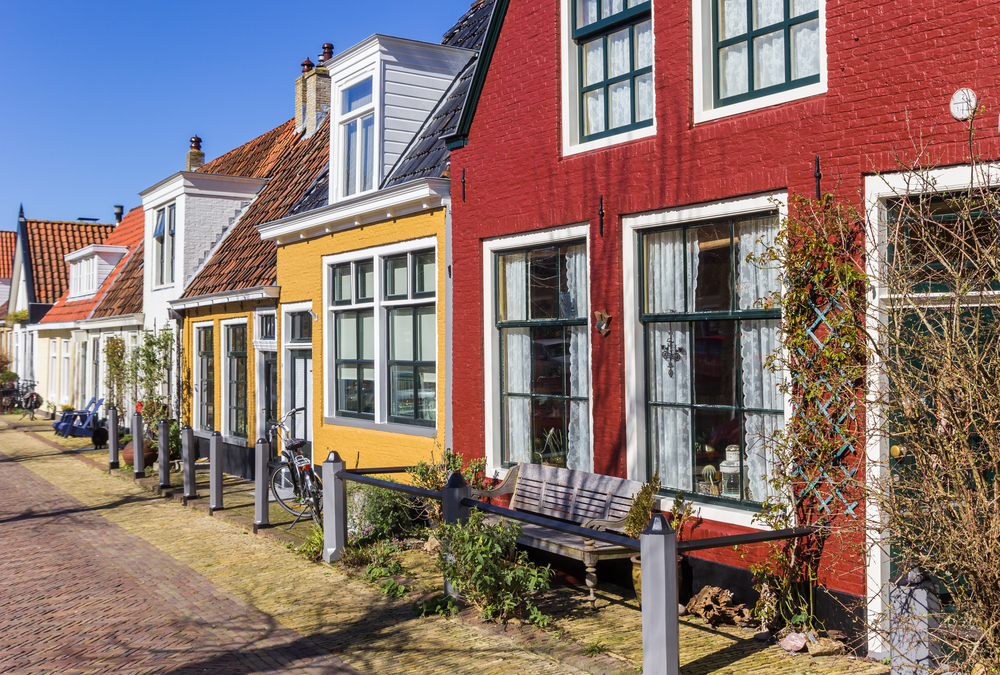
[889,568,940,675]
[132,411,145,479]
[181,425,197,504]
[253,438,270,532]
[641,513,680,675]
[108,406,119,471]
[209,431,223,513]
[442,471,472,598]
[322,451,348,563]
[158,419,170,489]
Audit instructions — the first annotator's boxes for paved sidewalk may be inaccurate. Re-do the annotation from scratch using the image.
[0,422,590,674]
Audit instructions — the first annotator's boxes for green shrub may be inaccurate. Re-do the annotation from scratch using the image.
[379,578,408,598]
[293,526,325,562]
[407,449,490,523]
[416,594,459,618]
[434,510,552,625]
[348,480,419,544]
[363,540,404,581]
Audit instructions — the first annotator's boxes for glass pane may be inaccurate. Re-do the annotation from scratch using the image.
[336,313,357,360]
[386,256,407,297]
[754,30,786,90]
[692,223,732,312]
[505,396,532,463]
[744,412,781,502]
[609,80,632,128]
[650,406,692,491]
[337,364,358,413]
[718,0,747,39]
[357,261,374,300]
[608,28,631,77]
[693,409,740,498]
[791,19,820,80]
[361,114,375,191]
[636,73,653,122]
[647,322,691,404]
[753,0,783,29]
[343,78,373,113]
[560,244,587,319]
[390,365,415,418]
[503,328,531,394]
[644,229,691,313]
[740,319,782,410]
[719,42,749,98]
[361,365,375,414]
[418,306,436,361]
[498,252,527,321]
[602,0,624,19]
[360,310,375,360]
[417,365,436,421]
[390,309,413,361]
[635,20,652,68]
[736,215,780,310]
[532,325,565,398]
[333,265,351,303]
[566,325,589,398]
[693,320,737,407]
[529,248,560,319]
[583,39,604,87]
[791,0,818,16]
[576,0,598,28]
[584,89,605,135]
[344,120,358,196]
[532,398,567,467]
[260,314,275,339]
[414,251,435,294]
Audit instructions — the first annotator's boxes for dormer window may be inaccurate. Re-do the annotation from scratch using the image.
[341,78,375,198]
[65,244,128,300]
[69,257,97,298]
[154,204,176,286]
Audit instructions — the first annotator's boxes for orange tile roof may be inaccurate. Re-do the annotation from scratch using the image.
[23,220,115,305]
[0,231,16,279]
[41,207,145,324]
[182,117,330,298]
[90,240,144,319]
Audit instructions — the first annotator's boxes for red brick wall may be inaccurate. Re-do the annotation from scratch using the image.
[449,0,1000,597]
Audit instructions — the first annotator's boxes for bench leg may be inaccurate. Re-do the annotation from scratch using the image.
[584,544,598,609]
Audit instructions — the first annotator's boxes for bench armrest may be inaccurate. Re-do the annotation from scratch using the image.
[470,463,520,499]
[581,516,628,532]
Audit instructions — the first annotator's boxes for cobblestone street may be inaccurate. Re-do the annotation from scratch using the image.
[0,420,888,674]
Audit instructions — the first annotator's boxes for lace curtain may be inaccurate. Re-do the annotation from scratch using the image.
[503,254,531,464]
[564,246,590,471]
[737,216,782,502]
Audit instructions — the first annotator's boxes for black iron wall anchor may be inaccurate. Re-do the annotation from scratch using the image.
[599,195,605,236]
[461,168,466,202]
[814,154,822,201]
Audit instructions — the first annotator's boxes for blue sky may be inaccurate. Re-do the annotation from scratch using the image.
[0,0,475,228]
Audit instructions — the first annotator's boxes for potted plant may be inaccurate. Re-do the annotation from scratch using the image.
[627,476,694,607]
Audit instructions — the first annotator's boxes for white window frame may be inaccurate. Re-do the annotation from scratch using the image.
[482,225,593,478]
[254,308,278,442]
[61,340,70,405]
[560,0,657,156]
[153,204,176,288]
[692,0,827,124]
[622,191,789,529]
[192,320,215,433]
[338,76,378,200]
[322,237,438,437]
[219,317,248,445]
[281,301,314,447]
[48,339,58,402]
[69,257,99,299]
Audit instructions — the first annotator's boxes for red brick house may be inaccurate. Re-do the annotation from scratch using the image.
[444,0,1000,648]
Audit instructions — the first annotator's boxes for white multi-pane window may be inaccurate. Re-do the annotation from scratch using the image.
[341,78,375,198]
[327,243,437,428]
[69,257,98,298]
[154,204,176,286]
[61,341,70,404]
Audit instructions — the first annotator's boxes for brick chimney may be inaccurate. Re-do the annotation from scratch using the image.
[186,135,205,171]
[295,46,332,138]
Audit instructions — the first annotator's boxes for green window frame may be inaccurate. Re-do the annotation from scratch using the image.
[574,0,653,142]
[713,0,820,107]
[388,305,436,426]
[334,309,375,419]
[198,326,215,432]
[496,241,590,469]
[639,214,782,507]
[226,324,247,439]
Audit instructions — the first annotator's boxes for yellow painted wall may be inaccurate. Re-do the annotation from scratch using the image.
[276,207,447,469]
[181,304,260,444]
[35,330,74,411]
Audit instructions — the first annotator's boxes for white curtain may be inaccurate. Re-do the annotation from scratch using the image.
[585,90,605,135]
[738,216,782,502]
[503,254,526,321]
[584,39,604,86]
[503,255,531,463]
[563,244,587,319]
[578,0,598,26]
[755,0,783,27]
[603,0,623,18]
[721,43,749,98]
[719,0,747,38]
[648,323,692,491]
[645,229,698,313]
[566,325,591,472]
[792,19,820,79]
[755,31,786,89]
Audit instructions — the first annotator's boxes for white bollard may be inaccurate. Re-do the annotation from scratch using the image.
[322,451,347,563]
[641,513,680,675]
[254,438,270,532]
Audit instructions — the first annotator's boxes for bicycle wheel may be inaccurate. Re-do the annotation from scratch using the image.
[269,465,315,519]
[304,472,323,529]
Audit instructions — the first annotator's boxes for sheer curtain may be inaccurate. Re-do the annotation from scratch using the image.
[503,255,531,464]
[644,230,698,490]
[564,245,590,471]
[609,29,631,128]
[754,31,785,90]
[738,217,782,502]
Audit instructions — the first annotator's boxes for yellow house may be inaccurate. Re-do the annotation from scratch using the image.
[257,10,492,468]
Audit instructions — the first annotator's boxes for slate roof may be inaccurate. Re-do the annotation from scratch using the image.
[23,220,116,305]
[0,231,16,279]
[181,117,331,298]
[382,0,496,188]
[41,207,145,324]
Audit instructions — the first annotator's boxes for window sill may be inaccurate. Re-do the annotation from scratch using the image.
[152,284,176,292]
[224,435,249,446]
[324,415,436,438]
[563,123,656,157]
[693,81,826,125]
[193,430,215,440]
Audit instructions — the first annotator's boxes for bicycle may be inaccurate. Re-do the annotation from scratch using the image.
[16,380,41,420]
[268,406,323,530]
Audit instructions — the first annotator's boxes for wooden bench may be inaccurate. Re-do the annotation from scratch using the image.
[471,463,655,606]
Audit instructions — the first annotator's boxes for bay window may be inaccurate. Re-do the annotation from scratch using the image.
[496,242,590,470]
[640,213,781,505]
